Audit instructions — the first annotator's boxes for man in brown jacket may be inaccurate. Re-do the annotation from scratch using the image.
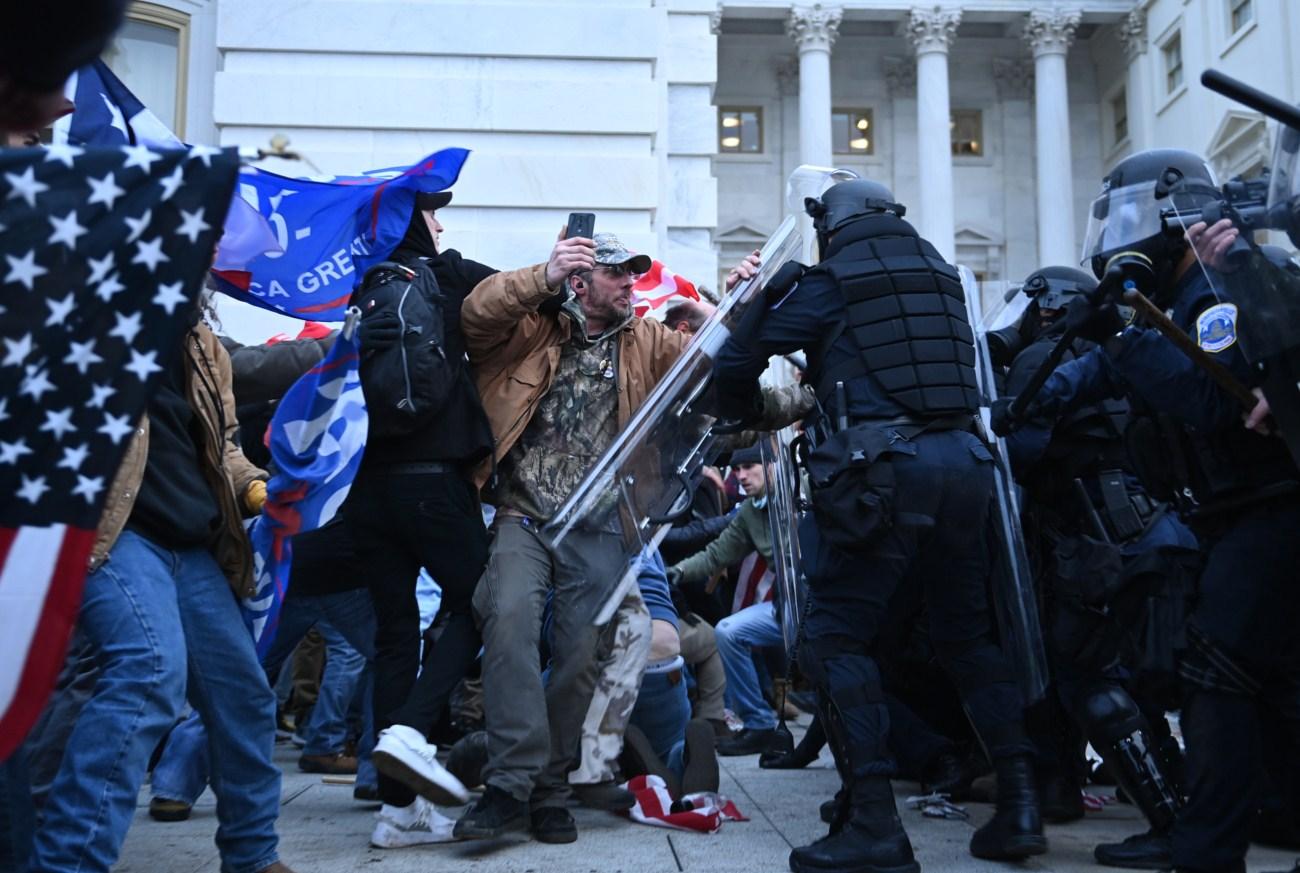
[30,311,293,873]
[454,232,760,844]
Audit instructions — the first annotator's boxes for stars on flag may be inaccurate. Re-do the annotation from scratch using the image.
[0,135,235,527]
[4,165,49,208]
[48,211,88,250]
[86,172,126,209]
[5,250,47,290]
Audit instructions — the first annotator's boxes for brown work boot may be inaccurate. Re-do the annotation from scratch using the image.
[254,863,297,873]
[298,751,358,774]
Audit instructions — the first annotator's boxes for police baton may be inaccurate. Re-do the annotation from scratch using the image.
[1006,327,1079,421]
[1119,286,1258,411]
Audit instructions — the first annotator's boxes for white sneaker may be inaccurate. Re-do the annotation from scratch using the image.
[370,798,457,848]
[373,724,470,805]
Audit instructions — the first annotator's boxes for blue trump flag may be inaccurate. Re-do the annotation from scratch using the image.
[58,61,468,323]
[242,324,368,657]
[218,149,470,321]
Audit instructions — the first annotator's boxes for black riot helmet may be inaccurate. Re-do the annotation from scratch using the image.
[1018,265,1098,341]
[1022,265,1097,311]
[1081,149,1220,290]
[804,179,906,239]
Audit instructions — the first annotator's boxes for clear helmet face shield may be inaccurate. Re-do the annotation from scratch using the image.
[785,165,861,215]
[1081,180,1167,265]
[787,165,860,263]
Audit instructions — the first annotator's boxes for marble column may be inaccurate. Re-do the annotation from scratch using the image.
[1025,7,1082,267]
[906,5,961,261]
[786,3,842,169]
[1118,8,1151,152]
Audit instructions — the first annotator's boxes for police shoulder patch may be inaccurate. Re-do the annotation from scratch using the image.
[1196,302,1238,353]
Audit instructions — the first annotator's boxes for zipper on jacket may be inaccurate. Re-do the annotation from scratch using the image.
[396,281,416,413]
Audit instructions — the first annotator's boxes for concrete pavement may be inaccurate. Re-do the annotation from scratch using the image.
[114,731,1298,873]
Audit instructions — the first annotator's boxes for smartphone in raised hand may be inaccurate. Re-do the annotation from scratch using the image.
[565,211,595,240]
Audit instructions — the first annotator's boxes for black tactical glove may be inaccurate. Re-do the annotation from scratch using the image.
[666,565,684,588]
[712,382,765,435]
[1064,295,1125,344]
[358,311,401,350]
[989,397,1021,437]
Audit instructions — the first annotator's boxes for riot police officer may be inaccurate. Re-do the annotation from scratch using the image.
[713,178,1045,872]
[997,266,1198,869]
[1004,149,1300,873]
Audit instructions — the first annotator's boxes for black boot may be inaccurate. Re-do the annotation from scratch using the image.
[790,779,919,873]
[1038,768,1085,824]
[920,750,974,801]
[969,756,1048,860]
[1093,829,1173,870]
[717,727,777,756]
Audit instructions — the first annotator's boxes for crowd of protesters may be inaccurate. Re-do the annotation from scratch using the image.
[7,7,1300,873]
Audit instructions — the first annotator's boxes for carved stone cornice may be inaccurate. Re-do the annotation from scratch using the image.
[992,57,1035,99]
[1118,8,1147,60]
[786,3,843,53]
[883,55,917,97]
[1024,7,1082,58]
[906,5,961,55]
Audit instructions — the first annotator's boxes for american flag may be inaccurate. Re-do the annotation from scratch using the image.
[0,143,238,759]
[242,324,367,658]
[732,551,774,614]
[632,259,700,319]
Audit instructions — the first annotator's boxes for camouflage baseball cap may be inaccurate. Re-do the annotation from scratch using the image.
[593,232,652,274]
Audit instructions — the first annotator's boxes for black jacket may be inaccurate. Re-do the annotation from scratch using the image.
[362,248,497,470]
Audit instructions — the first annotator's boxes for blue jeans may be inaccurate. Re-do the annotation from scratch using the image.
[32,530,281,873]
[154,589,378,803]
[0,754,33,873]
[30,530,189,873]
[261,590,375,766]
[715,601,783,731]
[629,667,692,779]
[151,710,209,804]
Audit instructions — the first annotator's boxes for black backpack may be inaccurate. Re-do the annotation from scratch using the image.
[351,259,456,438]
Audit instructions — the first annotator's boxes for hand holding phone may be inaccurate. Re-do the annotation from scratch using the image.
[565,211,595,241]
[547,213,597,288]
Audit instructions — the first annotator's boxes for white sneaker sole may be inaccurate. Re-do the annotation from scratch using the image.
[373,738,470,806]
[369,819,456,848]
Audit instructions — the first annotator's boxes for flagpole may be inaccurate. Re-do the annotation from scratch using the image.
[341,305,361,341]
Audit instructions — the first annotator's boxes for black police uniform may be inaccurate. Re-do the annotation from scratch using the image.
[1030,265,1300,873]
[715,211,1042,868]
[1004,320,1196,857]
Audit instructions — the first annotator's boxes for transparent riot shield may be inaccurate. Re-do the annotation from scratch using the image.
[760,430,805,654]
[962,266,1050,704]
[544,216,804,625]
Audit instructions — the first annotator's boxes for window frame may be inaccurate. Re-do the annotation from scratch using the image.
[1162,30,1184,97]
[1110,87,1129,149]
[1229,0,1253,35]
[117,1,192,138]
[717,106,764,155]
[831,107,875,156]
[949,109,984,158]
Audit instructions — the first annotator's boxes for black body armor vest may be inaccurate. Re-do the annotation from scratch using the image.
[813,216,980,416]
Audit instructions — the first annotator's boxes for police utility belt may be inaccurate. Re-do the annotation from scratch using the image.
[1078,469,1160,545]
[799,413,977,554]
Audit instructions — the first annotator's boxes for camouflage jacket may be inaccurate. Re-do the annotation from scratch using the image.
[490,329,621,521]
